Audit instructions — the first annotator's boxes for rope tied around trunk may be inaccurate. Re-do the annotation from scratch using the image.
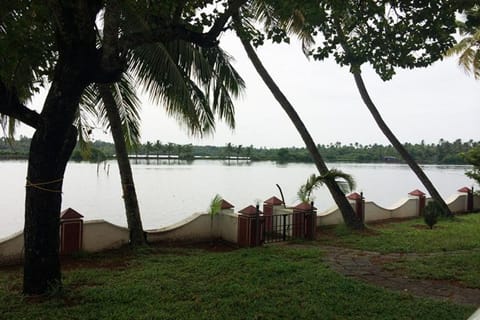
[25,177,63,193]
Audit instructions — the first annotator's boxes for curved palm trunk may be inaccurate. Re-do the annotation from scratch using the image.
[99,85,146,245]
[236,28,363,229]
[352,71,453,217]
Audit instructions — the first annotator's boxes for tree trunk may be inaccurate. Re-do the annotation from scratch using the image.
[99,85,146,245]
[352,71,453,217]
[236,27,363,229]
[23,61,86,294]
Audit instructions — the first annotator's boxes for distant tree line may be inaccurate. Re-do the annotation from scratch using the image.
[1,136,478,165]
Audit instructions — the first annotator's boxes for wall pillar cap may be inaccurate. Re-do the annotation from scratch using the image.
[347,192,363,200]
[264,196,284,206]
[408,189,426,197]
[60,208,84,220]
[239,205,262,216]
[293,202,317,211]
[220,199,235,210]
[457,187,472,193]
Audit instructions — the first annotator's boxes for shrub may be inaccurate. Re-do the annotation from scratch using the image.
[462,146,480,188]
[424,201,441,229]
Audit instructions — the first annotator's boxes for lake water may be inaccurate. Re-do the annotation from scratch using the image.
[0,159,473,239]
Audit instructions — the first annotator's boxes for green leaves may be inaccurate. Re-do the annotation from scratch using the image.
[208,194,223,217]
[297,169,356,203]
[0,1,55,100]
[462,146,480,187]
[245,0,458,80]
[129,40,244,136]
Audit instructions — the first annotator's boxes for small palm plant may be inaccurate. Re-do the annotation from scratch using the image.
[208,194,223,240]
[297,169,356,203]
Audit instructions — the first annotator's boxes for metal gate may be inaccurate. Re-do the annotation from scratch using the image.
[237,203,316,247]
[263,210,315,244]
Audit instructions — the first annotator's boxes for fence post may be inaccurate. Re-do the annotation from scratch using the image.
[471,187,475,212]
[60,208,84,255]
[307,201,317,240]
[255,204,260,246]
[347,192,365,222]
[408,189,426,216]
[458,186,474,212]
[263,196,283,235]
[238,205,263,247]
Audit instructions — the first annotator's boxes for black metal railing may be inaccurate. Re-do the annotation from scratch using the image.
[262,211,314,244]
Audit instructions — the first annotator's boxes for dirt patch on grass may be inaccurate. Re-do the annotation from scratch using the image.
[317,226,380,240]
[411,224,443,230]
[150,239,238,253]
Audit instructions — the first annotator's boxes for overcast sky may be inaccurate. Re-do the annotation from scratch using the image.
[24,30,479,148]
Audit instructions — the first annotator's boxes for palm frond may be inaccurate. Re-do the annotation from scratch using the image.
[75,84,101,158]
[297,169,356,203]
[94,73,142,151]
[129,40,245,136]
[0,115,17,139]
[208,194,223,217]
[327,168,356,193]
[446,29,480,79]
[74,107,92,159]
[297,173,323,203]
[250,1,315,53]
[129,42,205,135]
[114,73,142,150]
[207,46,245,129]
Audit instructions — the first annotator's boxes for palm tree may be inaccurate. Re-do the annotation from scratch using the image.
[233,16,363,229]
[78,41,245,245]
[246,1,454,217]
[349,69,453,217]
[331,20,454,217]
[1,0,246,295]
[446,6,480,79]
[98,82,146,244]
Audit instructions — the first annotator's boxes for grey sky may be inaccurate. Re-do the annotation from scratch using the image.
[24,30,479,148]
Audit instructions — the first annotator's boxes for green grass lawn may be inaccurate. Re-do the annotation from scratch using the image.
[318,213,480,289]
[318,213,480,253]
[0,245,474,319]
[384,251,480,289]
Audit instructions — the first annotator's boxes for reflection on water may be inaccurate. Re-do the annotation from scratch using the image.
[0,160,473,238]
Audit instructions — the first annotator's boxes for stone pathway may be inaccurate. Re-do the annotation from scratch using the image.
[296,244,480,306]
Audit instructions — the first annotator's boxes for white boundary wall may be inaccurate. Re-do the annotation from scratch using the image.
[1,193,479,264]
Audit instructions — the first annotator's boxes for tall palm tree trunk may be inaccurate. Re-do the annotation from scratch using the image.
[99,85,147,245]
[352,71,453,217]
[235,25,363,229]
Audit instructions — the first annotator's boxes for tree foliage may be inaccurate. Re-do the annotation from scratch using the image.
[248,0,458,80]
[297,169,356,203]
[462,146,480,187]
[0,0,248,294]
[446,4,480,79]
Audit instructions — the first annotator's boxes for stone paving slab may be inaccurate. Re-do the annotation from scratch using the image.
[288,244,480,307]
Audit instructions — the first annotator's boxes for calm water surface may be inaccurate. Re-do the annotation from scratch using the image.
[0,159,473,238]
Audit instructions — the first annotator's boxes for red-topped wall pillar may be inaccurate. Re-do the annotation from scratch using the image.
[347,192,365,222]
[237,205,263,247]
[293,202,317,240]
[263,196,284,233]
[408,189,426,216]
[60,208,84,255]
[458,186,474,212]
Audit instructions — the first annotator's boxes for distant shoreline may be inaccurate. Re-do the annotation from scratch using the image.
[2,137,478,165]
[0,155,473,166]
